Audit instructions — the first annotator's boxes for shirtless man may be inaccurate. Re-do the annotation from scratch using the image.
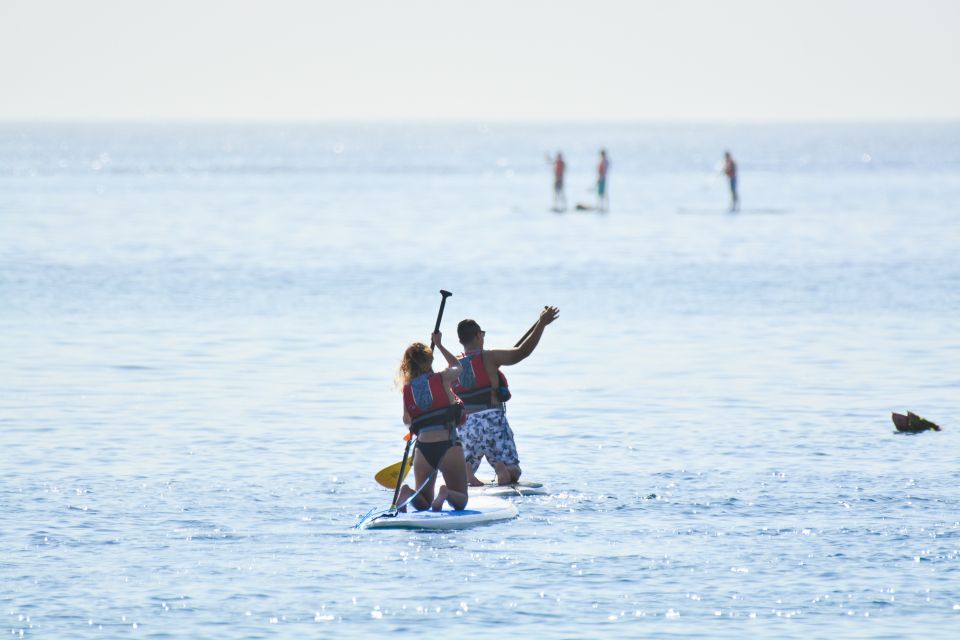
[451,306,560,485]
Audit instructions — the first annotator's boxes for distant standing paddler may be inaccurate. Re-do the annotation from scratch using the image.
[551,152,567,212]
[724,150,739,212]
[452,306,560,486]
[597,149,610,212]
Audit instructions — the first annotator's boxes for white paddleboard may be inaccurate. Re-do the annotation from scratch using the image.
[362,496,518,531]
[471,481,548,497]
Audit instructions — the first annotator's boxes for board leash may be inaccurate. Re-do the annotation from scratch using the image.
[354,468,439,529]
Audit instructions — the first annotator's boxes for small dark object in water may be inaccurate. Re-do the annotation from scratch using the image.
[892,411,941,433]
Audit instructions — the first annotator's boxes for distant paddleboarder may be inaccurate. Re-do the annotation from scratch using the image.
[549,152,567,212]
[451,307,560,486]
[724,150,739,212]
[596,149,610,212]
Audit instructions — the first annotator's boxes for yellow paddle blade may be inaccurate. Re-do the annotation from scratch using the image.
[374,458,413,489]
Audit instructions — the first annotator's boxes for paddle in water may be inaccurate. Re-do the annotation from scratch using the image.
[374,435,414,488]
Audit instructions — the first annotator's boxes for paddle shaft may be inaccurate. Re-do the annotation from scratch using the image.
[389,437,414,508]
[392,289,452,507]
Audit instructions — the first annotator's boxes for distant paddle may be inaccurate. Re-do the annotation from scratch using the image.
[389,289,452,507]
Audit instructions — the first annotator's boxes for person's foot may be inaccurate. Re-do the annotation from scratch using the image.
[396,485,414,512]
[431,485,449,511]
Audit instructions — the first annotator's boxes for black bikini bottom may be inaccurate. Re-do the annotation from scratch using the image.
[417,431,461,469]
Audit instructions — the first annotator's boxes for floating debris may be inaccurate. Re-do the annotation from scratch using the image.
[892,412,942,433]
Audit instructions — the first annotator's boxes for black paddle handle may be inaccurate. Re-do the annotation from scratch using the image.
[430,289,452,349]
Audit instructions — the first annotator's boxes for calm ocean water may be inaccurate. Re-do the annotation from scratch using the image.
[2,122,959,638]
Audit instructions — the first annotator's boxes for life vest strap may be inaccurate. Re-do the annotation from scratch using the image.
[410,404,463,435]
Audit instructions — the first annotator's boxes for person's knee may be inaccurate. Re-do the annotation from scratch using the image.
[413,494,431,511]
[402,484,432,511]
[494,461,512,484]
[448,491,468,511]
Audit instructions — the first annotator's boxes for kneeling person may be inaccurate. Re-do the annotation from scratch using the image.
[453,306,559,485]
[395,332,468,511]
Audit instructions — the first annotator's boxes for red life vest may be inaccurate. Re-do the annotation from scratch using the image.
[452,350,511,411]
[402,372,463,435]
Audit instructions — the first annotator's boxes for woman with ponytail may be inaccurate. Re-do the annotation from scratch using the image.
[395,332,468,511]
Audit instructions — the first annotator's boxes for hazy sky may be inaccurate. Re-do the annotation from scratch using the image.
[2,0,958,121]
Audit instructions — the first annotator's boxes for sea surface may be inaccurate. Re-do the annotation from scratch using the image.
[1,122,959,638]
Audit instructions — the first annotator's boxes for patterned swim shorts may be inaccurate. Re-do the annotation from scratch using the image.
[459,409,519,472]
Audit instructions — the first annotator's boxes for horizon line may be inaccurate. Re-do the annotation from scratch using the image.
[1,116,958,127]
